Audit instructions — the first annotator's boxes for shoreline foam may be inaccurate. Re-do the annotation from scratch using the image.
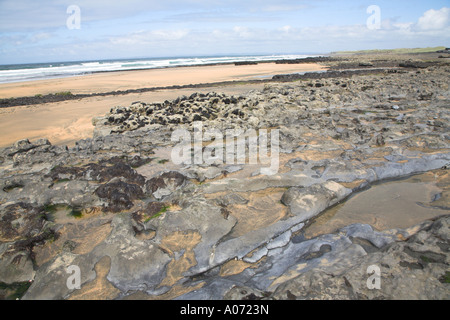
[0,62,328,99]
[0,54,321,84]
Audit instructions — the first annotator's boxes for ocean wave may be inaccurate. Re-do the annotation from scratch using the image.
[0,54,313,84]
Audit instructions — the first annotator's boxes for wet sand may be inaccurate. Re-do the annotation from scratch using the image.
[0,63,326,98]
[0,84,264,148]
[0,62,326,148]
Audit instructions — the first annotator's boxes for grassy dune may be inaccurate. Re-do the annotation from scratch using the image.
[333,46,447,55]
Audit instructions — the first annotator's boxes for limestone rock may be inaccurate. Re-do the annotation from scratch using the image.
[145,171,187,200]
[269,215,450,300]
[281,181,352,222]
[95,180,144,212]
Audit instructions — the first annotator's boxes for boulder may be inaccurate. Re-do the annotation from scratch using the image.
[145,171,187,200]
[95,180,144,212]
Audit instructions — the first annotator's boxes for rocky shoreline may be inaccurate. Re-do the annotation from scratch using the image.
[1,55,444,108]
[0,53,449,300]
[0,57,335,108]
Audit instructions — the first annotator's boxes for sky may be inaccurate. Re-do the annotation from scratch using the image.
[0,0,449,64]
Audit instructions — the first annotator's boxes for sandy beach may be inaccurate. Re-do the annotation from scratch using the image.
[0,62,326,147]
[0,62,326,98]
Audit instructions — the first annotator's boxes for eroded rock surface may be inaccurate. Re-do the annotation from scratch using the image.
[224,215,450,300]
[0,54,449,300]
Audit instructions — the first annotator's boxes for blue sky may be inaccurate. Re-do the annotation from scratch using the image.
[0,0,449,64]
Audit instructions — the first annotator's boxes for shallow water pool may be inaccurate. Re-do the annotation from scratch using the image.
[303,169,449,238]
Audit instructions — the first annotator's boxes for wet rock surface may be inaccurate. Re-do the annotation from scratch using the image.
[0,53,449,300]
[222,215,450,300]
[248,215,450,300]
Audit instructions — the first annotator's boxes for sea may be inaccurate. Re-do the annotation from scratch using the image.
[0,54,315,84]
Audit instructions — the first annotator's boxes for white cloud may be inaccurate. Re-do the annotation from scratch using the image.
[233,26,252,38]
[30,32,52,43]
[279,25,292,33]
[261,4,308,12]
[417,7,450,30]
[110,29,189,46]
[2,2,450,64]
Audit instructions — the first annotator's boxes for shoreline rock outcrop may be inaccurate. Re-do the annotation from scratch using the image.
[0,54,449,300]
